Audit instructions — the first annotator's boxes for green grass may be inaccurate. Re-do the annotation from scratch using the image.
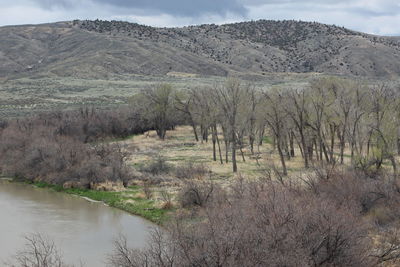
[26,181,169,224]
[263,136,273,145]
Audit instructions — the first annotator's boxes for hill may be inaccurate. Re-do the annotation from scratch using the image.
[1,19,400,79]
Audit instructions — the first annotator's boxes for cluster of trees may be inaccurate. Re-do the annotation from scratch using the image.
[143,78,400,177]
[0,107,157,186]
[1,78,399,184]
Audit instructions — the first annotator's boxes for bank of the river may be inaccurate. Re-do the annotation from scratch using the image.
[15,180,170,224]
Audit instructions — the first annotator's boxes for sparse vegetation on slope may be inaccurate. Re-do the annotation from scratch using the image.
[2,19,400,79]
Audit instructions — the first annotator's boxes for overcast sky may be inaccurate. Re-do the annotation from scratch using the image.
[1,0,399,35]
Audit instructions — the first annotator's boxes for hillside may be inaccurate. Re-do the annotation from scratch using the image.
[1,19,400,79]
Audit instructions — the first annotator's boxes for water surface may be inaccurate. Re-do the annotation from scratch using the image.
[0,180,153,266]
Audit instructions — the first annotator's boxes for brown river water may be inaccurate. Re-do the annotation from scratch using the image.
[0,180,153,266]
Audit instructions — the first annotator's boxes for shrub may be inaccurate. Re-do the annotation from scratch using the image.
[175,162,209,180]
[143,182,153,200]
[160,190,173,210]
[178,179,218,208]
[140,156,172,175]
[110,178,375,267]
[0,108,141,186]
[305,168,400,226]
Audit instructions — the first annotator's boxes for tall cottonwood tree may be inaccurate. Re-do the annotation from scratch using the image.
[285,89,311,168]
[212,79,250,172]
[175,90,199,141]
[141,84,175,140]
[264,88,289,175]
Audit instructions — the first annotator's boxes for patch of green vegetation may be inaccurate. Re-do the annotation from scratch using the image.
[25,180,169,224]
[263,136,273,145]
[167,156,190,162]
[131,162,145,169]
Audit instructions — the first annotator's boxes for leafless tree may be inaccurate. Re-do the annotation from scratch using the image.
[212,79,250,172]
[263,88,289,175]
[5,233,70,267]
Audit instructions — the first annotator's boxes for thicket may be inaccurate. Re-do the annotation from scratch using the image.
[109,167,400,266]
[0,106,182,187]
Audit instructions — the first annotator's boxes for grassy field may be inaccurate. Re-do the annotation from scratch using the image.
[122,126,318,180]
[118,125,399,186]
[0,73,317,118]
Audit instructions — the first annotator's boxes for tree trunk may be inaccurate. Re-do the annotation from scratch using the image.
[389,155,398,179]
[249,134,255,155]
[191,123,199,142]
[339,128,346,164]
[301,131,309,168]
[239,146,246,162]
[225,140,229,163]
[284,134,290,160]
[277,140,288,176]
[289,131,295,157]
[258,127,265,146]
[212,140,217,161]
[211,126,217,161]
[329,124,335,162]
[397,136,400,156]
[231,140,237,172]
[215,126,223,164]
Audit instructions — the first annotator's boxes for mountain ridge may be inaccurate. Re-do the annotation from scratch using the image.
[1,19,400,79]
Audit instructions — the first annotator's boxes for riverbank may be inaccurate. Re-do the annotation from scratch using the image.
[11,180,170,224]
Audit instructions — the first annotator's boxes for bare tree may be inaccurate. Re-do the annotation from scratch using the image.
[212,79,250,172]
[285,89,311,168]
[6,234,70,267]
[263,88,289,176]
[141,84,175,140]
[174,90,199,141]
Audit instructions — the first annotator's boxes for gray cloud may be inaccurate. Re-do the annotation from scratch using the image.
[29,0,247,16]
[0,0,399,35]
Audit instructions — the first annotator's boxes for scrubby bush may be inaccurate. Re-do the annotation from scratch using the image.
[0,107,149,187]
[178,179,220,208]
[139,156,172,175]
[111,174,380,266]
[143,182,153,199]
[160,190,173,210]
[175,161,209,179]
[303,167,400,227]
